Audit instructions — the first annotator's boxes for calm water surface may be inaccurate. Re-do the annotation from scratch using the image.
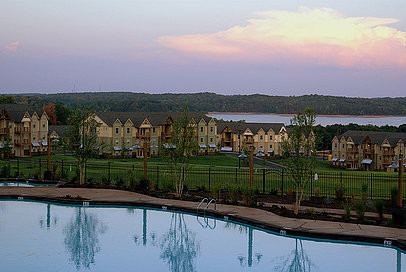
[0,181,55,187]
[209,113,406,126]
[0,200,404,272]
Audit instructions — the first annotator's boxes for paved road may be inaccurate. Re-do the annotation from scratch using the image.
[220,152,286,170]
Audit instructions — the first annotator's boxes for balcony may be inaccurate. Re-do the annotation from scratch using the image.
[243,138,254,144]
[382,159,392,165]
[14,127,31,134]
[363,149,373,155]
[346,156,358,162]
[346,147,358,153]
[383,149,395,156]
[137,132,151,138]
[0,128,9,134]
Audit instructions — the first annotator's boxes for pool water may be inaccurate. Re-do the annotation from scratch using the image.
[0,181,56,187]
[0,200,404,272]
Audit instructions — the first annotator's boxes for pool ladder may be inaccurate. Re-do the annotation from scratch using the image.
[197,198,216,213]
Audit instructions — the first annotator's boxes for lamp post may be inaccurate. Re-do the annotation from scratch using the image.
[397,145,404,208]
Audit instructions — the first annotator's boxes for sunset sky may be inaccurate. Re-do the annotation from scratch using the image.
[1,0,406,97]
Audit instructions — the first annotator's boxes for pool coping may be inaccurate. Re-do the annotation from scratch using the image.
[0,187,405,252]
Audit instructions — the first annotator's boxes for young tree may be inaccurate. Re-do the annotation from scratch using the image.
[160,107,197,197]
[43,104,57,125]
[65,110,101,185]
[282,108,316,215]
[0,135,13,158]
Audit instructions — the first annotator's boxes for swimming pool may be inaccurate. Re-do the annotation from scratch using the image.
[0,200,403,271]
[0,181,56,187]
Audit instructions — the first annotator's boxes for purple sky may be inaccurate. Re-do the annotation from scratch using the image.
[1,1,406,97]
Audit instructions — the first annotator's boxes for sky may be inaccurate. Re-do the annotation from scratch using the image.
[1,0,406,97]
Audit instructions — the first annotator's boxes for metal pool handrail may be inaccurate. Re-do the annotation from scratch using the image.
[197,198,208,212]
[205,198,216,211]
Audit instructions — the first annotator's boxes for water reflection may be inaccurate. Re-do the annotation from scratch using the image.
[160,213,200,272]
[63,207,107,270]
[39,204,58,230]
[276,239,314,272]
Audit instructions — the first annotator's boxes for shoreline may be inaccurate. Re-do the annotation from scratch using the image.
[207,112,406,118]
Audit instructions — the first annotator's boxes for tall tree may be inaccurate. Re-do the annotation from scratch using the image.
[160,106,197,197]
[282,108,317,215]
[65,110,102,185]
[54,104,73,125]
[43,104,57,125]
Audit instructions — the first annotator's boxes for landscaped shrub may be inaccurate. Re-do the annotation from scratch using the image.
[127,170,137,190]
[314,187,320,198]
[342,200,352,222]
[391,187,398,207]
[353,200,366,222]
[361,183,368,202]
[0,163,11,178]
[374,200,385,222]
[335,183,345,201]
[229,185,241,204]
[242,188,257,207]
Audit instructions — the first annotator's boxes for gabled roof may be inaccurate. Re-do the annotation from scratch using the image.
[49,125,70,137]
[0,104,44,122]
[216,121,285,134]
[95,112,171,127]
[340,130,406,146]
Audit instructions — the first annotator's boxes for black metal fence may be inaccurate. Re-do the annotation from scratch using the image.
[1,158,405,200]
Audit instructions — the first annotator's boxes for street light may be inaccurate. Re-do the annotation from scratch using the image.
[238,151,247,169]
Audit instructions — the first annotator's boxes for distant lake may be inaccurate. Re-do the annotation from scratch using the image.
[208,113,406,126]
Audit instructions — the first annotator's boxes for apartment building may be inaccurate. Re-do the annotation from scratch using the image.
[0,104,49,157]
[217,122,287,156]
[92,112,218,158]
[331,130,406,171]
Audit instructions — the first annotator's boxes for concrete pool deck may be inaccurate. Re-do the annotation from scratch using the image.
[1,186,405,251]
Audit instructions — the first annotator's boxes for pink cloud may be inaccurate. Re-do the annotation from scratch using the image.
[3,41,20,51]
[157,7,406,68]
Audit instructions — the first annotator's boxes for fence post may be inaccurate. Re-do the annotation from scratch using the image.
[39,159,42,179]
[61,160,64,180]
[108,162,111,183]
[17,157,20,177]
[262,169,265,194]
[281,169,284,199]
[235,168,238,183]
[370,173,373,199]
[208,168,211,190]
[310,171,313,197]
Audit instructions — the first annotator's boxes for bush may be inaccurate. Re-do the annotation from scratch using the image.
[127,170,137,191]
[342,200,352,221]
[361,183,368,202]
[314,187,320,198]
[335,183,345,201]
[229,185,241,204]
[391,187,398,207]
[0,163,11,178]
[374,200,385,222]
[353,200,366,222]
[242,188,257,207]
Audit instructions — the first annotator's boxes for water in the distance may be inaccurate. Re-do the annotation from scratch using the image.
[0,181,55,187]
[209,113,406,126]
[0,200,404,272]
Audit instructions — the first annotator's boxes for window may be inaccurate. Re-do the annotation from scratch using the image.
[260,135,263,140]
[33,122,36,128]
[42,121,45,128]
[334,143,337,148]
[270,144,273,148]
[200,127,204,133]
[210,127,213,132]
[200,138,203,143]
[33,137,36,140]
[115,140,118,144]
[152,128,156,133]
[260,145,263,148]
[342,144,345,148]
[379,156,382,160]
[127,140,130,144]
[127,127,130,134]
[115,128,119,134]
[210,137,213,143]
[269,135,273,140]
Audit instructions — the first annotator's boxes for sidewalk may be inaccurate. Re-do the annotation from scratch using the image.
[0,186,405,250]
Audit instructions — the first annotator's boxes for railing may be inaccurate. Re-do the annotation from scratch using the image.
[14,127,31,133]
[346,147,358,153]
[243,138,254,144]
[1,158,405,200]
[0,128,9,134]
[383,150,395,156]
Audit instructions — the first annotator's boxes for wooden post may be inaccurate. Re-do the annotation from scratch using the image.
[249,149,253,190]
[47,134,51,171]
[143,138,147,180]
[398,154,404,208]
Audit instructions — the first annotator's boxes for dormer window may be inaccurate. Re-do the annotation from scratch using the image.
[200,127,204,133]
[269,135,273,140]
[115,128,119,134]
[42,121,45,128]
[210,127,213,132]
[260,135,263,140]
[127,127,130,134]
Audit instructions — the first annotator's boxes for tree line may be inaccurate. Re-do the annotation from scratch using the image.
[4,92,406,115]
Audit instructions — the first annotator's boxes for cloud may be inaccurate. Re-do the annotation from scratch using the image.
[3,41,20,51]
[157,7,406,68]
